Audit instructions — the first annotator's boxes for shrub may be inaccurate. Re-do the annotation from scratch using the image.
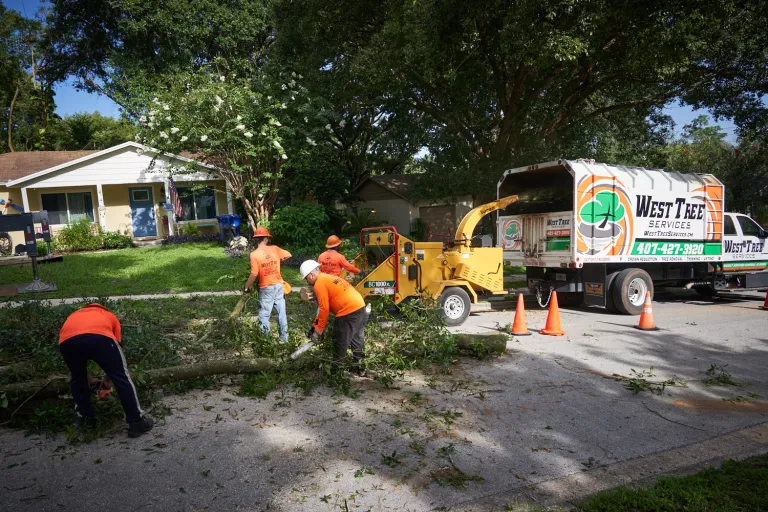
[179,223,201,236]
[162,233,221,245]
[56,218,97,252]
[270,203,329,252]
[342,209,387,236]
[103,232,133,249]
[411,218,428,242]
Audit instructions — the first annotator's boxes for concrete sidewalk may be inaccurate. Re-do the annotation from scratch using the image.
[0,290,244,308]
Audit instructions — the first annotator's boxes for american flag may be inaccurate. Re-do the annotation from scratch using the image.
[169,178,183,220]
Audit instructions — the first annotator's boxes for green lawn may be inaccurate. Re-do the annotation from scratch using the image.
[576,454,768,512]
[0,243,304,299]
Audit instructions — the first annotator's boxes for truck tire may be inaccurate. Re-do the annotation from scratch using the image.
[693,285,717,297]
[438,287,471,326]
[612,268,654,316]
[605,271,620,313]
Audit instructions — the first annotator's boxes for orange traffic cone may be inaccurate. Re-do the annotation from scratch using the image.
[635,291,659,331]
[760,289,768,310]
[540,291,565,336]
[510,293,531,336]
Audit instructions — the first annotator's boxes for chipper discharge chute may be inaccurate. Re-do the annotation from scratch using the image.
[355,195,518,325]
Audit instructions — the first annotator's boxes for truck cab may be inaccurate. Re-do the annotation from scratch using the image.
[722,213,768,271]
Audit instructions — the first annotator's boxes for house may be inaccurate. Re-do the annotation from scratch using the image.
[352,174,474,238]
[0,142,232,247]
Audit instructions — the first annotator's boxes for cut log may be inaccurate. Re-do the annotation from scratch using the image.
[0,358,275,401]
[453,333,508,355]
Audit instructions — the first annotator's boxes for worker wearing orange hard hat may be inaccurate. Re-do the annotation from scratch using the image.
[244,226,292,341]
[318,235,360,277]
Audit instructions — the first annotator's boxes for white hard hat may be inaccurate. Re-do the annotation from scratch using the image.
[300,260,321,279]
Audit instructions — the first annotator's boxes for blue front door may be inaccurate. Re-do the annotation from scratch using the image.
[129,187,157,237]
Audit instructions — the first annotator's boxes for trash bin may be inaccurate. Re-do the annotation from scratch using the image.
[216,214,242,242]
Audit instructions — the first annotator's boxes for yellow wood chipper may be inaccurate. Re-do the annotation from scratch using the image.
[352,195,518,325]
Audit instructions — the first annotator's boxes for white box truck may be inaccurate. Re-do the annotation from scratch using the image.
[497,159,768,314]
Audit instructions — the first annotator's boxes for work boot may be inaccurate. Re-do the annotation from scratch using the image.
[127,415,154,438]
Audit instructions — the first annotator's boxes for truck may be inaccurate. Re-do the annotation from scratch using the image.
[497,159,768,315]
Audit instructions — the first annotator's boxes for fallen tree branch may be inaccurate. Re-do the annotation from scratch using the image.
[0,358,275,402]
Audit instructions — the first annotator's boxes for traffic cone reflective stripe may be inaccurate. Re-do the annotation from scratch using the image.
[510,293,531,336]
[635,291,659,331]
[540,291,565,336]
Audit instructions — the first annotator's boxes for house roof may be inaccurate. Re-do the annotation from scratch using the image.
[3,142,209,187]
[355,174,419,201]
[0,150,99,183]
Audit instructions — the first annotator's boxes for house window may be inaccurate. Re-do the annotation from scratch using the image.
[41,192,94,225]
[177,186,216,220]
[132,190,150,201]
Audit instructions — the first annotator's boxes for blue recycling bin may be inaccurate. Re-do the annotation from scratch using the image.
[216,214,242,241]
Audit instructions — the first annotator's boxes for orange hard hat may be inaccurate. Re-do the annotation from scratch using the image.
[326,235,342,248]
[253,226,272,238]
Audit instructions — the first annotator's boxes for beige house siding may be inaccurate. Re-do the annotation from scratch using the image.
[1,185,24,249]
[2,143,233,241]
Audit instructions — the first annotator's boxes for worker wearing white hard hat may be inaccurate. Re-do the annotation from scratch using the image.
[301,260,368,372]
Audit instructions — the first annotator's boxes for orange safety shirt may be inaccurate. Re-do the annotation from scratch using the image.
[249,245,292,288]
[58,304,122,344]
[312,273,366,333]
[318,250,360,277]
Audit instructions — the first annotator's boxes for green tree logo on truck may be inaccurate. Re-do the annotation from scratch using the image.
[505,222,519,239]
[580,191,626,228]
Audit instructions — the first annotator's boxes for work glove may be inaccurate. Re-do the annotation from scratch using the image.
[306,327,321,343]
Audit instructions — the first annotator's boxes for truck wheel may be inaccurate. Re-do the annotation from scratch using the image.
[438,287,471,326]
[612,268,654,315]
[693,285,717,297]
[605,271,619,313]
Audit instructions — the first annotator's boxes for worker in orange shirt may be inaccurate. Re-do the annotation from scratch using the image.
[318,235,360,278]
[300,260,368,371]
[58,304,153,437]
[244,227,292,341]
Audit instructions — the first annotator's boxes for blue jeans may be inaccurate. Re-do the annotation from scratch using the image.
[259,283,288,341]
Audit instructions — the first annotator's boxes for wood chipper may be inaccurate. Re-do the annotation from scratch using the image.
[353,195,518,325]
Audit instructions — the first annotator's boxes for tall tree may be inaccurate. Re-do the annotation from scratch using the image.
[285,0,768,198]
[1,5,59,152]
[48,112,137,150]
[44,0,275,111]
[137,64,314,226]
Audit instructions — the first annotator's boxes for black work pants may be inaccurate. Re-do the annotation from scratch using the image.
[333,307,367,367]
[59,334,144,424]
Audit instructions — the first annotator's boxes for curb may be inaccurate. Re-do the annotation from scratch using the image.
[446,421,768,511]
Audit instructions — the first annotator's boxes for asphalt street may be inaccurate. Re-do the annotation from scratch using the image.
[1,289,767,511]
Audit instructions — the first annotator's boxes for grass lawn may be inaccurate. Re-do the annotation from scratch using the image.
[575,453,768,512]
[0,243,304,300]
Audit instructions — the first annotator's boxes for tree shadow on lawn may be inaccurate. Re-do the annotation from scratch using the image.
[3,327,768,511]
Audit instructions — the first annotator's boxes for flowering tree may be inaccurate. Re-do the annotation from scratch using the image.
[137,66,313,227]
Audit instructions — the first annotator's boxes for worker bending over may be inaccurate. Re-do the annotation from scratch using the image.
[58,304,153,438]
[244,227,292,341]
[318,235,360,277]
[301,260,367,372]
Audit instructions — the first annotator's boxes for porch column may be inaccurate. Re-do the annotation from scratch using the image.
[226,183,234,214]
[164,178,175,236]
[96,184,107,231]
[20,187,29,212]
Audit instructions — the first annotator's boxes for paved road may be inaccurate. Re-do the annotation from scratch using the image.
[1,290,767,511]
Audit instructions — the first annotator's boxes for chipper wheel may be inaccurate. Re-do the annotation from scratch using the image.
[438,287,471,326]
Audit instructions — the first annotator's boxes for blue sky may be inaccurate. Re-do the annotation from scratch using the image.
[4,0,738,142]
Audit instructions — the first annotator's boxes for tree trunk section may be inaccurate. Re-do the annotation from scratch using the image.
[1,358,275,402]
[7,85,19,152]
